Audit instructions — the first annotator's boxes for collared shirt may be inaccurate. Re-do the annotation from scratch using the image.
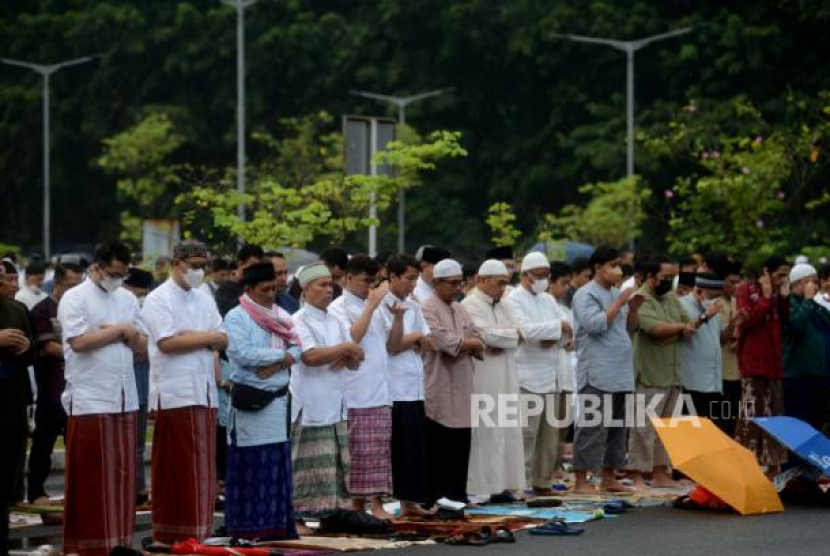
[814,292,830,312]
[413,276,435,304]
[421,295,477,428]
[572,280,635,393]
[198,281,219,299]
[679,294,723,393]
[719,296,740,381]
[141,278,225,411]
[290,304,351,426]
[558,304,577,393]
[329,290,391,409]
[16,287,47,311]
[505,286,563,393]
[58,278,140,416]
[225,304,300,446]
[277,291,300,315]
[634,285,690,388]
[378,292,431,402]
[31,296,65,405]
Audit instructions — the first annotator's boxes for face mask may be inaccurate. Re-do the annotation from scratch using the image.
[101,276,123,293]
[184,268,205,289]
[654,279,673,296]
[531,278,549,295]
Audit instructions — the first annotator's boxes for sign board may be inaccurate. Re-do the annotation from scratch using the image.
[142,219,180,264]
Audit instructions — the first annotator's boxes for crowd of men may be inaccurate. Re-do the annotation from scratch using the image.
[1,239,830,556]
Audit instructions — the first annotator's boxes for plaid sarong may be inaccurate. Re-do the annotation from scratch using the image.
[63,412,137,556]
[291,421,350,517]
[347,406,393,497]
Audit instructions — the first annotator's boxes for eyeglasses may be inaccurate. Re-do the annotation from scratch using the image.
[444,279,465,289]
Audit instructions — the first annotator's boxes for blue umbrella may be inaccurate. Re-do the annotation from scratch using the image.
[753,416,830,476]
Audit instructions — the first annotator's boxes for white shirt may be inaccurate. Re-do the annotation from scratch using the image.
[558,305,577,393]
[329,290,391,409]
[413,276,435,304]
[198,282,219,299]
[16,287,47,310]
[290,305,351,426]
[506,286,564,394]
[815,292,830,312]
[379,292,431,402]
[141,279,225,411]
[58,278,140,416]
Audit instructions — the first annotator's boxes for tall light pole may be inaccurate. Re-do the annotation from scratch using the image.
[220,0,261,230]
[2,55,100,259]
[350,88,453,253]
[550,27,693,178]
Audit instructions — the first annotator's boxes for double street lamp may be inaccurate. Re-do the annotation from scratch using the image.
[550,27,694,178]
[1,55,101,259]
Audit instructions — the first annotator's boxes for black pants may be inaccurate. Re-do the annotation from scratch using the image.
[391,401,429,504]
[424,417,470,505]
[720,380,742,438]
[1,372,29,556]
[784,377,830,432]
[216,424,228,483]
[26,400,66,502]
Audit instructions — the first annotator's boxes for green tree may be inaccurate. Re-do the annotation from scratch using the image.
[97,112,184,246]
[539,176,650,248]
[486,202,522,247]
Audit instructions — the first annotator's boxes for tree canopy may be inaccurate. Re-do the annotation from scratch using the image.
[2,1,829,259]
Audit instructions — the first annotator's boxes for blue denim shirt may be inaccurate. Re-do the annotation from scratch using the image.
[224,305,301,447]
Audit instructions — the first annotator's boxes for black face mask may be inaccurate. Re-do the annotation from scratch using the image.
[654,279,673,296]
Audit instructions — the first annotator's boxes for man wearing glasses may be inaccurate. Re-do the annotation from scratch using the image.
[141,239,228,544]
[58,240,145,556]
[420,259,483,507]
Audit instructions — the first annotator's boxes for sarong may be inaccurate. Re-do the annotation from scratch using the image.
[63,412,137,556]
[734,377,787,467]
[152,406,217,542]
[291,421,350,518]
[225,440,298,539]
[347,407,392,497]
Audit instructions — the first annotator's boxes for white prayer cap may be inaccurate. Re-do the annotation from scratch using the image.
[433,259,463,279]
[521,251,549,272]
[298,262,332,287]
[789,264,817,284]
[478,259,509,277]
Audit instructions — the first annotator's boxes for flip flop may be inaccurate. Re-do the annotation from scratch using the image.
[529,520,585,536]
[444,531,489,545]
[492,527,516,543]
[527,497,563,508]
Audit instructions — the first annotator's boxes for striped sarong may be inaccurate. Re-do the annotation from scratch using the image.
[225,440,298,539]
[291,421,350,517]
[152,406,217,542]
[347,407,392,497]
[63,412,137,556]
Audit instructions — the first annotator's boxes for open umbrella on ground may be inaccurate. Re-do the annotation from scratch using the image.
[652,416,783,515]
[753,416,830,477]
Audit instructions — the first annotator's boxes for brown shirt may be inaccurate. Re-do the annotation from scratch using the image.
[421,296,478,428]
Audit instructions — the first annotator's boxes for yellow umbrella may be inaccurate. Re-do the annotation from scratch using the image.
[652,416,783,515]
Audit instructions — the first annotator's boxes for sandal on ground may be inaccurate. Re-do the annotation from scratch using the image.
[529,519,585,536]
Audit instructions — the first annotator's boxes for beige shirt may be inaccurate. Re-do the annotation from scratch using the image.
[720,296,740,381]
[421,295,478,428]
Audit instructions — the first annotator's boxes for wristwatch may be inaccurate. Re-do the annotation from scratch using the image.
[698,313,709,324]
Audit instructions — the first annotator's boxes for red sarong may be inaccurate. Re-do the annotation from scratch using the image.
[63,412,137,556]
[152,406,217,543]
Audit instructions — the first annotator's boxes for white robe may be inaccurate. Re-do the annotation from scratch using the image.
[462,289,526,497]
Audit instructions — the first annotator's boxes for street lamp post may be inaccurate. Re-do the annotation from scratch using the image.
[349,88,453,253]
[2,55,100,259]
[220,0,261,230]
[550,27,693,178]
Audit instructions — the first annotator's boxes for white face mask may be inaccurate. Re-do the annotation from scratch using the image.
[531,278,549,295]
[184,268,205,289]
[100,276,123,293]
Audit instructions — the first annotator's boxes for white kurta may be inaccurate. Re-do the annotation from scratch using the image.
[461,290,526,496]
